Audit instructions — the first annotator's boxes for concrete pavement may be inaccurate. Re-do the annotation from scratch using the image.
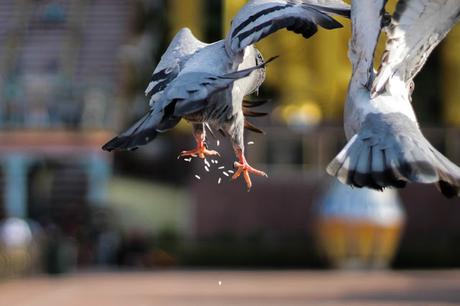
[0,270,459,306]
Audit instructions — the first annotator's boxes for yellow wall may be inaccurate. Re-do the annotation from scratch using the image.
[169,0,204,40]
[442,24,460,126]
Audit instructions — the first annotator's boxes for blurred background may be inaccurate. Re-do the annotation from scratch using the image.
[0,0,460,301]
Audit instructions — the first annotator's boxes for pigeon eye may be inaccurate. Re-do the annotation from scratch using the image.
[409,81,415,94]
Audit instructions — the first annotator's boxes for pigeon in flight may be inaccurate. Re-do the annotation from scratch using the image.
[103,0,350,190]
[328,0,460,197]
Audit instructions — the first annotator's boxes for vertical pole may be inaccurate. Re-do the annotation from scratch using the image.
[442,24,460,126]
[3,154,28,218]
[86,153,111,206]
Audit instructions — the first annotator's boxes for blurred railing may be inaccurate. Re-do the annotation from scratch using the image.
[246,126,460,177]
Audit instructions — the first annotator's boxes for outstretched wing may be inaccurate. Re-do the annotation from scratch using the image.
[161,57,278,117]
[225,0,350,57]
[145,28,208,106]
[371,0,460,96]
[102,58,277,152]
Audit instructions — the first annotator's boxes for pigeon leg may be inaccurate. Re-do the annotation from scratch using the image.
[180,136,220,159]
[180,123,220,159]
[232,148,268,191]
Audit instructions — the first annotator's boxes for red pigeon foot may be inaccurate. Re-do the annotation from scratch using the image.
[180,144,220,159]
[232,153,267,191]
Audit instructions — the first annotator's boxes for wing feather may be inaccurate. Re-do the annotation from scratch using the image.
[372,0,460,96]
[348,0,388,87]
[164,57,278,117]
[145,28,207,106]
[225,0,349,57]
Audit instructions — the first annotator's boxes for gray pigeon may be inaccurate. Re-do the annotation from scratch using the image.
[103,0,350,190]
[327,0,460,197]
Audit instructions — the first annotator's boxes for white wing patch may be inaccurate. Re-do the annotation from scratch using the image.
[348,0,387,87]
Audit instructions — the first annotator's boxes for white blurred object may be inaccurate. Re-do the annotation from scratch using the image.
[0,218,33,249]
[319,181,405,226]
[316,181,405,269]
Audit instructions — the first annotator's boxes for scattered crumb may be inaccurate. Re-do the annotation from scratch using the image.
[195,175,201,180]
[184,158,192,162]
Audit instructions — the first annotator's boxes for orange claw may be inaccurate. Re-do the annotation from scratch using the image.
[180,146,220,159]
[232,160,268,191]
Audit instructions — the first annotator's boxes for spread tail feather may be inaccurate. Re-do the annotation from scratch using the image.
[327,113,460,198]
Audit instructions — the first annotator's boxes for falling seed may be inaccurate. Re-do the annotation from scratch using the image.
[223,171,229,177]
[217,140,220,147]
[213,160,219,164]
[218,178,222,184]
[218,281,222,286]
[247,141,255,145]
[195,175,201,180]
[204,159,210,167]
[218,166,225,170]
[205,166,209,172]
[228,170,234,174]
[184,158,192,162]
